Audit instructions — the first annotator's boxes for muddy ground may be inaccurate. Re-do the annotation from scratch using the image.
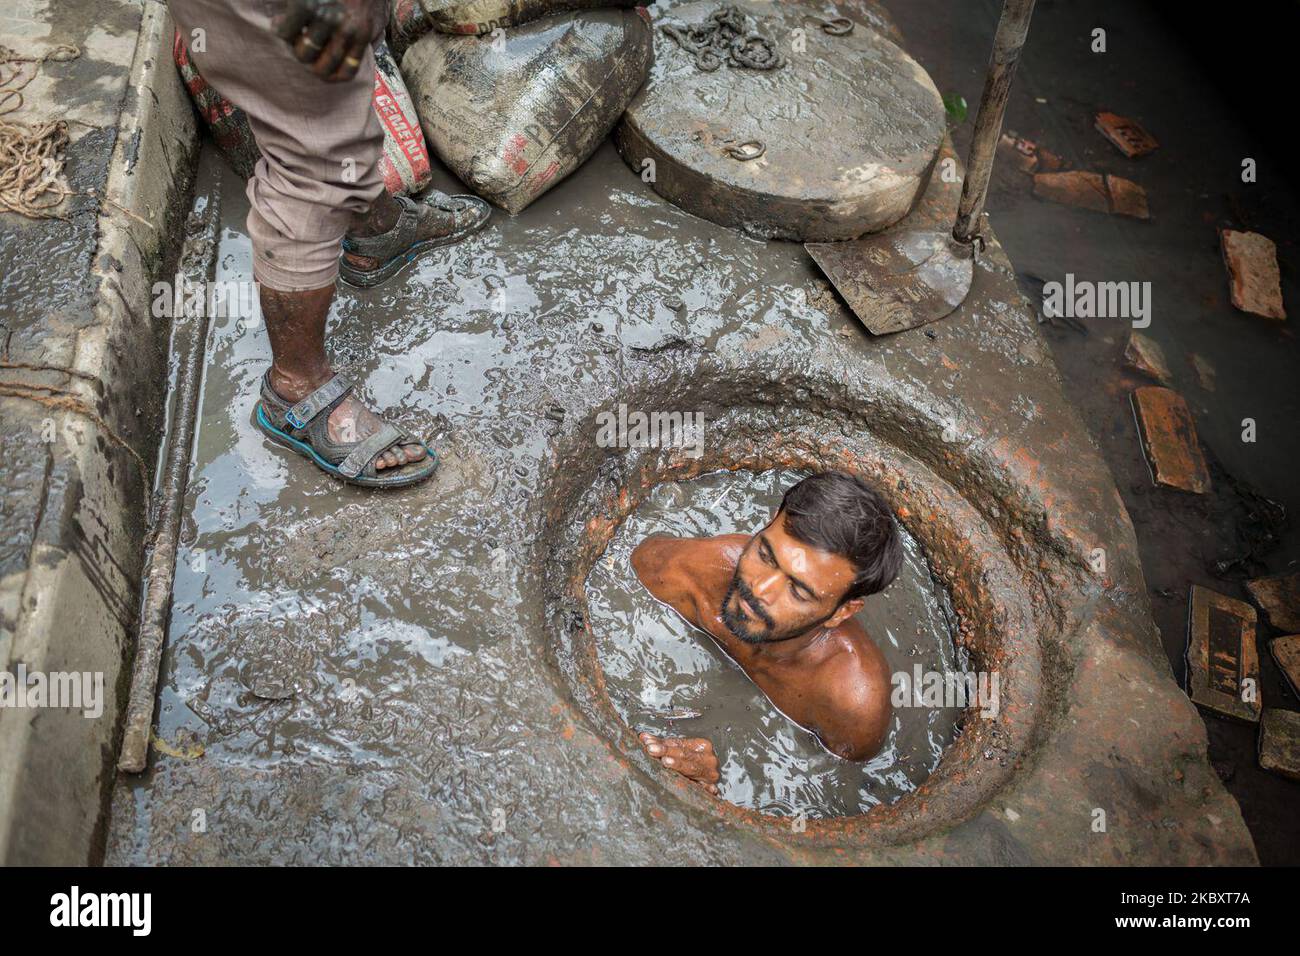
[96,0,1284,865]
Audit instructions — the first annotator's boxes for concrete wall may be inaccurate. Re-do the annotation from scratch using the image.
[0,0,198,864]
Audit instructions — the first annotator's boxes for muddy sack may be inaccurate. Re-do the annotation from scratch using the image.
[173,31,433,196]
[401,9,652,214]
[388,0,643,55]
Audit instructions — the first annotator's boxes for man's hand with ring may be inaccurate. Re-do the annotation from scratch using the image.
[273,0,384,82]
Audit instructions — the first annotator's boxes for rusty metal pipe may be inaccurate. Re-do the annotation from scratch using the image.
[118,191,219,774]
[952,0,1037,244]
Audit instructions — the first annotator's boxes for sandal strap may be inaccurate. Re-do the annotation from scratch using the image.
[338,422,408,479]
[341,195,422,258]
[285,373,353,430]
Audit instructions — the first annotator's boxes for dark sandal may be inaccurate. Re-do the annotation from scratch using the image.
[339,190,491,289]
[254,372,438,489]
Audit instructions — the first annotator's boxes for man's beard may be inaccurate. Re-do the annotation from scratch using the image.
[720,573,787,644]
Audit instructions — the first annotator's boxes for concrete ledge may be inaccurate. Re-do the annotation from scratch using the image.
[0,0,198,865]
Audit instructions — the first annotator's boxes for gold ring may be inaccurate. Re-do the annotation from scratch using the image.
[343,55,362,68]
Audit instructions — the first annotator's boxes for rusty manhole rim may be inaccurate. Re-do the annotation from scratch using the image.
[543,417,1044,848]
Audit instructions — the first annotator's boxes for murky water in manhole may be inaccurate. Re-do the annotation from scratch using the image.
[585,469,964,817]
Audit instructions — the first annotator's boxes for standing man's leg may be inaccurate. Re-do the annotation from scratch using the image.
[168,0,487,484]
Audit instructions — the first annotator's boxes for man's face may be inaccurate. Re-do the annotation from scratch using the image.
[720,510,861,644]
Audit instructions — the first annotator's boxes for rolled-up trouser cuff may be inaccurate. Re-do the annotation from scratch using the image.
[168,0,386,293]
[248,204,344,292]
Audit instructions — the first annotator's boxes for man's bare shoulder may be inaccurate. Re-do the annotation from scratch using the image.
[809,621,893,760]
[630,533,744,614]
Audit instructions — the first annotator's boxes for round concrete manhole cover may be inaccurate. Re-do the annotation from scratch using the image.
[616,0,946,240]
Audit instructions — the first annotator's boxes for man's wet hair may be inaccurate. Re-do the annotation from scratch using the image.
[778,471,903,602]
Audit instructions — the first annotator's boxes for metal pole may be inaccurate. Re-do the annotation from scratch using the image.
[952,0,1037,244]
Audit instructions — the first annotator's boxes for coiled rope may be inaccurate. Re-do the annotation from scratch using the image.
[0,44,80,220]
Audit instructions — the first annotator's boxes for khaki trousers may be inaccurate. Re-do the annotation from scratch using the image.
[169,0,386,290]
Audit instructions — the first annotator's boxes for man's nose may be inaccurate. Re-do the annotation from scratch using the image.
[751,570,783,603]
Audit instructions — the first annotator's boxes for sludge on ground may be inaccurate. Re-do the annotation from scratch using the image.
[103,123,1255,864]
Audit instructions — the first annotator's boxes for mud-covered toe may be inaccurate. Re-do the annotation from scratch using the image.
[254,372,438,489]
[339,190,491,289]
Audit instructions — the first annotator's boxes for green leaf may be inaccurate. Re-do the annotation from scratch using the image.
[943,92,968,124]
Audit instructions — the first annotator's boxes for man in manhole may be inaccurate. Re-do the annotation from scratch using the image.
[631,471,902,791]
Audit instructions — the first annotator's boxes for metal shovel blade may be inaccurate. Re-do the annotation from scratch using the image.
[806,229,974,335]
[805,0,1035,336]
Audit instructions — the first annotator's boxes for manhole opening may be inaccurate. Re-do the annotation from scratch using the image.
[542,411,1043,846]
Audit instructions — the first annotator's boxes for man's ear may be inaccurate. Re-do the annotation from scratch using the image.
[826,597,864,628]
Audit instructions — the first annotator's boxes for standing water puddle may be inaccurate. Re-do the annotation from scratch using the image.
[585,469,964,817]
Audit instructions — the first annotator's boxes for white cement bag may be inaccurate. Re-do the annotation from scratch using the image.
[401,9,652,214]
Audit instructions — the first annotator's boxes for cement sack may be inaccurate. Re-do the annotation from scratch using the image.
[173,31,433,196]
[388,0,643,55]
[401,9,652,214]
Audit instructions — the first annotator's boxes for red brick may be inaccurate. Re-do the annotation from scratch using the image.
[1258,709,1300,781]
[1033,170,1108,213]
[1095,111,1158,158]
[1186,585,1260,722]
[1123,331,1171,384]
[1220,229,1286,320]
[1132,386,1211,493]
[1270,635,1300,698]
[1033,170,1148,219]
[1246,570,1300,631]
[1105,174,1149,219]
[998,131,1038,174]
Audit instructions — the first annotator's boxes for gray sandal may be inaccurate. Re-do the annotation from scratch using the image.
[254,372,438,489]
[339,190,491,289]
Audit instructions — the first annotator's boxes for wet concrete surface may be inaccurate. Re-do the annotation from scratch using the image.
[887,0,1300,865]
[586,468,960,818]
[103,1,1258,865]
[105,130,1254,863]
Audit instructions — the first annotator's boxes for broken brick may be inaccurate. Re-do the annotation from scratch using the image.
[1106,174,1149,219]
[1271,635,1300,699]
[1034,170,1108,213]
[1186,585,1260,722]
[998,131,1068,176]
[998,131,1038,174]
[1132,386,1211,494]
[1095,111,1159,158]
[1123,331,1171,384]
[1246,570,1300,632]
[1033,171,1149,219]
[1035,147,1067,173]
[1258,709,1300,781]
[1220,229,1286,320]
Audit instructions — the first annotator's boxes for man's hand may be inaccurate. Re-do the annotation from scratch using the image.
[273,0,384,81]
[639,733,720,795]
